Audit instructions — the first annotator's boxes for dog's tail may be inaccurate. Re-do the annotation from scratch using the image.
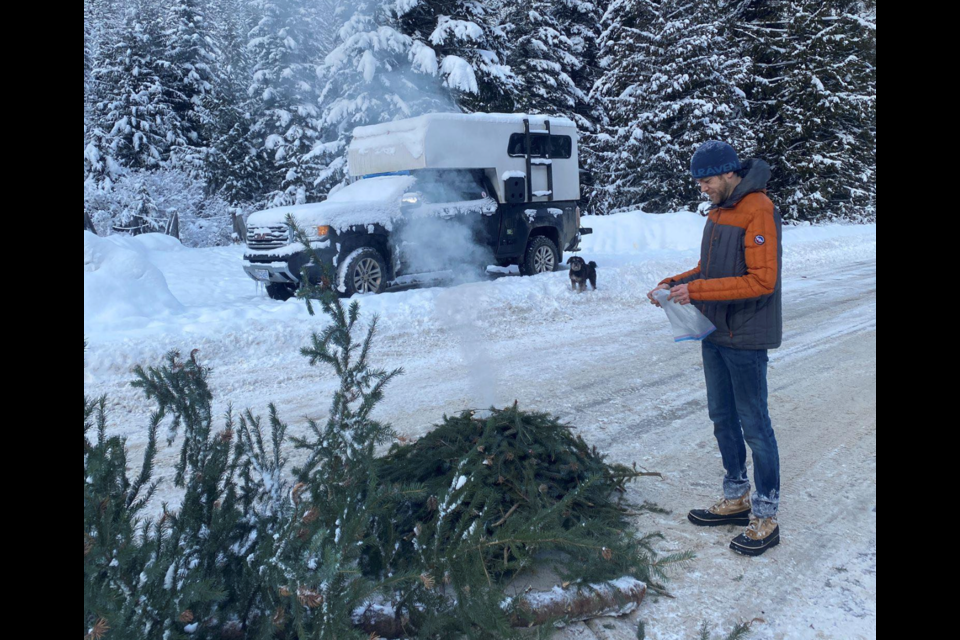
[588,261,597,268]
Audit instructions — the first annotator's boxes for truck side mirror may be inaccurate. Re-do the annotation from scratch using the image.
[401,192,423,208]
[504,177,526,204]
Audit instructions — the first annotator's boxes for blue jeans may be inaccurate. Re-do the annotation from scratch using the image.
[702,341,780,519]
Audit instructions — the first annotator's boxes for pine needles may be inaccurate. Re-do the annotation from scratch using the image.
[372,405,672,590]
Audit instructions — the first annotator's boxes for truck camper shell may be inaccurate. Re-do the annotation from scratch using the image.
[347,113,580,204]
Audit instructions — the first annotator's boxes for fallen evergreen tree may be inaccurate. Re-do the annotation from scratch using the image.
[367,405,669,605]
[84,253,687,639]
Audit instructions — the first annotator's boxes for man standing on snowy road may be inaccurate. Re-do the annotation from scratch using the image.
[647,141,783,556]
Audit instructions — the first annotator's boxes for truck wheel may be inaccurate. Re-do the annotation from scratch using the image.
[519,236,559,276]
[266,282,296,301]
[341,247,387,295]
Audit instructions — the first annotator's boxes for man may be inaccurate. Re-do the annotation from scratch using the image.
[648,141,782,556]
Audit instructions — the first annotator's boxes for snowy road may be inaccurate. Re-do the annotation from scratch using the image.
[84,214,876,639]
[550,258,877,640]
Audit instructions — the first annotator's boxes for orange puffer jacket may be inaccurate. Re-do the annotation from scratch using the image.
[661,160,782,349]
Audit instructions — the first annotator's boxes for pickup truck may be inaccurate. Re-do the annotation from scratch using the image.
[243,113,591,298]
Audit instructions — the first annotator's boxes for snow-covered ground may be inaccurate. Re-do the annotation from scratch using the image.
[83,211,877,640]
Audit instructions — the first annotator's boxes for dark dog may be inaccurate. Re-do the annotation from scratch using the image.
[566,256,597,292]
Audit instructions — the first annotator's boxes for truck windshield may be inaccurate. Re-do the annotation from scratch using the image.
[327,175,416,203]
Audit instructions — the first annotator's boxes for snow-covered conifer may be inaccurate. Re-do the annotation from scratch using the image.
[396,0,517,113]
[247,0,325,206]
[91,0,184,177]
[161,0,219,174]
[311,0,455,196]
[205,0,267,204]
[501,0,601,131]
[590,0,754,213]
[743,0,876,221]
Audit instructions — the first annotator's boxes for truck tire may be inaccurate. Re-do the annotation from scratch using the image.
[266,282,296,301]
[519,236,559,276]
[340,247,387,295]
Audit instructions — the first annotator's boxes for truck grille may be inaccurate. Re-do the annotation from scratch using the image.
[247,225,289,250]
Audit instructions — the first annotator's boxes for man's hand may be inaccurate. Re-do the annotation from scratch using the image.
[647,283,670,307]
[668,283,692,305]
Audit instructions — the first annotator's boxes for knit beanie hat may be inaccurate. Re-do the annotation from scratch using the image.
[690,141,741,179]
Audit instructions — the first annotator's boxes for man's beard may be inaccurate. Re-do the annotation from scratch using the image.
[718,180,735,204]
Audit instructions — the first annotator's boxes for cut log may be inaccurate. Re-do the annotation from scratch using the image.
[352,578,646,638]
[507,577,647,627]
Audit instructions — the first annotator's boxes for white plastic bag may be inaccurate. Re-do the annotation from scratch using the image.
[653,288,716,342]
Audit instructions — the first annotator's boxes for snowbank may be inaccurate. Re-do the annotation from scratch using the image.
[82,213,875,373]
[580,210,876,256]
[580,210,706,256]
[83,232,185,332]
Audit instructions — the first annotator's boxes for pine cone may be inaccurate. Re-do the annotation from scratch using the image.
[279,586,292,598]
[297,588,323,608]
[85,618,110,640]
[601,547,613,561]
[302,507,320,524]
[179,610,194,624]
[292,482,308,505]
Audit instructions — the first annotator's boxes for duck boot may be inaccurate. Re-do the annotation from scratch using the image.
[730,517,780,556]
[687,493,752,527]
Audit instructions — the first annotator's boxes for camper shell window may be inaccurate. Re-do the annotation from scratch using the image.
[507,134,572,159]
[413,169,490,203]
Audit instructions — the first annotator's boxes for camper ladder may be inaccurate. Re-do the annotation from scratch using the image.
[523,118,554,202]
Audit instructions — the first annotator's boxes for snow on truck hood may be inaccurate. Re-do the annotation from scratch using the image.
[247,175,417,232]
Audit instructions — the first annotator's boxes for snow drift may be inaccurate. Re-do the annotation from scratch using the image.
[83,231,185,331]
